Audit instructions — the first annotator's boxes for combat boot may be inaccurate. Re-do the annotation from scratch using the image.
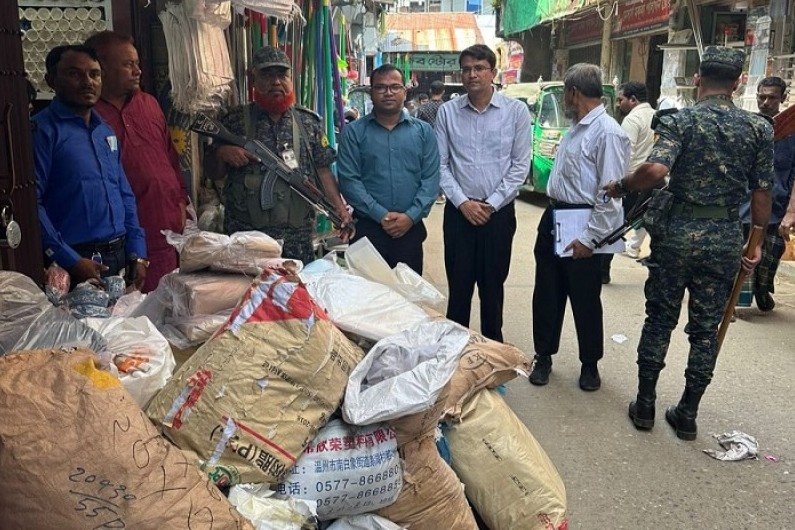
[665,387,705,441]
[628,374,658,430]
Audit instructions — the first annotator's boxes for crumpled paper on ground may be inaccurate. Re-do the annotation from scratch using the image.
[703,431,759,461]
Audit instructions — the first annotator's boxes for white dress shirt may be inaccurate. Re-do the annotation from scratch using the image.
[435,90,532,211]
[621,102,656,174]
[546,104,631,248]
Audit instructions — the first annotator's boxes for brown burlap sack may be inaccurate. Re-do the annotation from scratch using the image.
[147,269,364,486]
[443,326,532,422]
[0,348,253,530]
[377,436,477,530]
[446,389,568,530]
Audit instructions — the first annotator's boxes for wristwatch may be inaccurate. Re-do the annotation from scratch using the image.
[129,254,150,268]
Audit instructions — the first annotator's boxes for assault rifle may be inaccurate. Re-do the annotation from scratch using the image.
[592,193,653,249]
[191,112,352,233]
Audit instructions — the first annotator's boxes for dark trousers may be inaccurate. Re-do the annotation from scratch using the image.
[532,206,604,364]
[443,201,516,342]
[351,216,427,274]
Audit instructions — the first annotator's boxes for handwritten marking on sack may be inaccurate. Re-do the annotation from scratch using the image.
[68,467,136,528]
[105,410,220,528]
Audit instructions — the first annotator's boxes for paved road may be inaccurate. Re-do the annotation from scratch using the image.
[422,195,794,529]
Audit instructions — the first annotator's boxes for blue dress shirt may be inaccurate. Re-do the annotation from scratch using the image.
[337,111,440,224]
[34,99,146,269]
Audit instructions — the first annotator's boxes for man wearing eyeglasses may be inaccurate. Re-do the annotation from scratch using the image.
[337,64,440,274]
[435,44,532,342]
[204,46,351,265]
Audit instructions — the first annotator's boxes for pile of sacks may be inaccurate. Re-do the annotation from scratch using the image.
[0,237,568,529]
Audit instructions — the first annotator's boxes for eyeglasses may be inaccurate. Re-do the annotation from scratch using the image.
[461,65,492,75]
[372,84,405,94]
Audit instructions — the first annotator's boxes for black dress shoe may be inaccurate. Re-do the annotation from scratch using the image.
[579,364,601,391]
[601,271,611,284]
[755,291,775,312]
[529,356,552,386]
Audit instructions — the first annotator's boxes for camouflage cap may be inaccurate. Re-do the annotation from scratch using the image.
[701,46,744,70]
[252,46,291,70]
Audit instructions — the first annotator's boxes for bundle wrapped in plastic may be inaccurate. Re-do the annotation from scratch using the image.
[327,514,404,529]
[0,272,106,356]
[131,271,254,348]
[166,229,283,274]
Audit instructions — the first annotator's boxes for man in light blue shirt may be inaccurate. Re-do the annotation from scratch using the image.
[530,63,630,391]
[337,64,440,274]
[435,44,531,342]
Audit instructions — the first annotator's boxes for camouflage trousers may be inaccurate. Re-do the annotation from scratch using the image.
[225,216,316,265]
[636,218,743,391]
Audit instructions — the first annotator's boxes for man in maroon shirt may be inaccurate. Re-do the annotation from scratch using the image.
[85,31,189,293]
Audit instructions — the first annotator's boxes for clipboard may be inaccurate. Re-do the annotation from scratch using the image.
[553,208,625,257]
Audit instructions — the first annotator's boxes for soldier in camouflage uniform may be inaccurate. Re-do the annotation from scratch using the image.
[605,47,773,441]
[204,46,351,264]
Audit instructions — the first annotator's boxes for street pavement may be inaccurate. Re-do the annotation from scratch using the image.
[421,195,794,529]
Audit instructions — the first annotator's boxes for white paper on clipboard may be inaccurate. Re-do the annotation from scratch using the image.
[553,208,625,257]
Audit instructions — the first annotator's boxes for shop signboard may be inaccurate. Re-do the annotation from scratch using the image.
[612,0,671,38]
[566,11,603,47]
[406,53,460,72]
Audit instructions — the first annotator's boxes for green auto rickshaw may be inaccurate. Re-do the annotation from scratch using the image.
[502,82,617,194]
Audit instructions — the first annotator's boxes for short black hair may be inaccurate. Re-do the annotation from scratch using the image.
[619,81,648,103]
[45,45,99,78]
[417,93,428,100]
[430,80,445,95]
[758,76,787,98]
[371,64,405,85]
[459,44,496,69]
[699,61,741,84]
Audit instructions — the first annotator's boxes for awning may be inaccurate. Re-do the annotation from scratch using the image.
[502,0,592,36]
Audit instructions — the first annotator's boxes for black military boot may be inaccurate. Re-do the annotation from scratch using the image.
[628,374,658,430]
[665,387,705,441]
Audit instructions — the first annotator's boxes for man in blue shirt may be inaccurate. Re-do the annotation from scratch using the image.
[34,45,147,289]
[337,64,440,274]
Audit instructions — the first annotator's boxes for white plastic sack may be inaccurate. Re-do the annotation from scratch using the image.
[83,317,176,408]
[278,420,402,520]
[302,273,429,342]
[345,238,445,305]
[228,483,317,530]
[327,514,404,530]
[343,320,468,426]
